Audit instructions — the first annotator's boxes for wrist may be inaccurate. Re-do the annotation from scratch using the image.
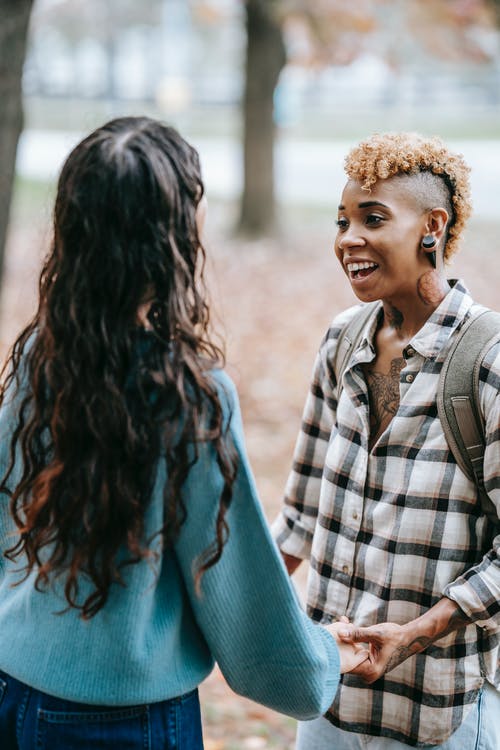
[402,598,469,649]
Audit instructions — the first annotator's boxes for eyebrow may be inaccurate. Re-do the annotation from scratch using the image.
[338,200,390,210]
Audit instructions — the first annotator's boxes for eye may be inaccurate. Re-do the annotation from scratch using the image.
[336,217,349,231]
[365,214,384,226]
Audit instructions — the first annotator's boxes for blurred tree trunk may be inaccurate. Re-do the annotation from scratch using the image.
[238,0,286,235]
[0,0,33,292]
[488,0,500,23]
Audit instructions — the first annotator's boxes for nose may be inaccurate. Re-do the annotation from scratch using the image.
[336,225,367,251]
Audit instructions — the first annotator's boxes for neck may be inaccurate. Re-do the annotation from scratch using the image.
[382,271,451,339]
[136,300,154,330]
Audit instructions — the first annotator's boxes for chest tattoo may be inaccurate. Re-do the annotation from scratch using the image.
[364,356,406,448]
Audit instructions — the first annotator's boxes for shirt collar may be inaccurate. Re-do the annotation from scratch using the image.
[408,279,474,359]
[354,279,474,362]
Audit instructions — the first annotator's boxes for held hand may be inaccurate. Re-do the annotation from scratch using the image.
[324,619,370,674]
[336,640,371,674]
[337,622,409,683]
[337,600,471,683]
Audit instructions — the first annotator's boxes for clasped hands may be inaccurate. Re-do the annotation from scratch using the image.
[325,616,409,682]
[326,598,467,681]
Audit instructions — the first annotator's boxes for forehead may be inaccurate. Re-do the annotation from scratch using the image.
[339,177,420,212]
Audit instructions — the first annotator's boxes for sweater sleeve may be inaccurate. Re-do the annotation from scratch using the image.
[0,372,28,569]
[443,342,500,633]
[174,370,340,720]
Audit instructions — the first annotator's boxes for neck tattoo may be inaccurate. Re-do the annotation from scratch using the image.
[386,305,404,330]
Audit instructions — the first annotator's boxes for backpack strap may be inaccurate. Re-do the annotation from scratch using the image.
[333,302,379,402]
[334,302,499,525]
[437,308,500,525]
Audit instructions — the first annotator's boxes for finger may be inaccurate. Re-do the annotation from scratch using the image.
[336,628,358,642]
[346,661,372,678]
[339,627,381,643]
[354,648,370,665]
[349,659,381,683]
[352,651,369,669]
[339,615,350,623]
[353,643,367,654]
[339,647,370,674]
[361,670,382,685]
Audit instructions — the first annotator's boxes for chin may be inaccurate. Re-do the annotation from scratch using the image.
[351,287,380,303]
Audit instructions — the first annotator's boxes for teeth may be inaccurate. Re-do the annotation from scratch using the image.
[346,261,377,272]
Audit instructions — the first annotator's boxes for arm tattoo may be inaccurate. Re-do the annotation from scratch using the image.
[385,608,471,673]
[438,607,470,638]
[365,357,405,446]
[385,637,433,673]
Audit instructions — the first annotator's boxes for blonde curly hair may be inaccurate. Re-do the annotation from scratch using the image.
[344,132,472,261]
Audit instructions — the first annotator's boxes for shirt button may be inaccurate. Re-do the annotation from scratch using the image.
[342,565,350,575]
[352,512,359,520]
[405,346,415,357]
[405,373,415,383]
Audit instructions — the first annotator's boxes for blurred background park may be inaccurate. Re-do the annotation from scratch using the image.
[2,1,500,747]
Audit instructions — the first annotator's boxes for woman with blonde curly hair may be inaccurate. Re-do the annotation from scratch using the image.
[273,132,500,749]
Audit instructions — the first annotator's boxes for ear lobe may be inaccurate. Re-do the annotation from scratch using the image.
[421,235,437,268]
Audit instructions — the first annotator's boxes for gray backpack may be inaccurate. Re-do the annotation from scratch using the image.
[333,303,500,525]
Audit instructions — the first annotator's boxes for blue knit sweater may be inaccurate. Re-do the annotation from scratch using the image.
[0,367,339,719]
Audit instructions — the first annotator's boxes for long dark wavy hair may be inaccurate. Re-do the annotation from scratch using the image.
[0,116,237,618]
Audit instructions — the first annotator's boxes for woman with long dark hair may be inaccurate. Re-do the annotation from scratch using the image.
[0,117,365,749]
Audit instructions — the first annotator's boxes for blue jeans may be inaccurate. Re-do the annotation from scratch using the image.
[296,682,500,749]
[0,670,204,749]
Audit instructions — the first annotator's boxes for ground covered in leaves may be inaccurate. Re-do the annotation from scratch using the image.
[1,195,499,749]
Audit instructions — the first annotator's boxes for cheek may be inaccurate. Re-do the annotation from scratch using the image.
[333,236,343,264]
[196,196,208,235]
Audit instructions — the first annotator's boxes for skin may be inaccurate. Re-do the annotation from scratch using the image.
[325,617,369,674]
[418,269,448,306]
[282,175,472,678]
[365,355,405,450]
[337,597,470,683]
[334,178,451,336]
[385,304,404,330]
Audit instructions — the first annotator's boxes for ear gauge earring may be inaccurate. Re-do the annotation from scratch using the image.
[421,235,437,269]
[421,234,436,249]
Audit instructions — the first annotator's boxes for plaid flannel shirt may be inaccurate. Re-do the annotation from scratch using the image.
[273,280,500,746]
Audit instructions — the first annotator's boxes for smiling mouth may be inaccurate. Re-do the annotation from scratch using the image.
[346,261,379,280]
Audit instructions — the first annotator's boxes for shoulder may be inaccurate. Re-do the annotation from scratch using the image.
[321,303,374,345]
[301,303,371,397]
[479,338,500,401]
[465,306,500,380]
[204,369,244,438]
[206,368,238,408]
[317,302,375,365]
[461,306,500,409]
